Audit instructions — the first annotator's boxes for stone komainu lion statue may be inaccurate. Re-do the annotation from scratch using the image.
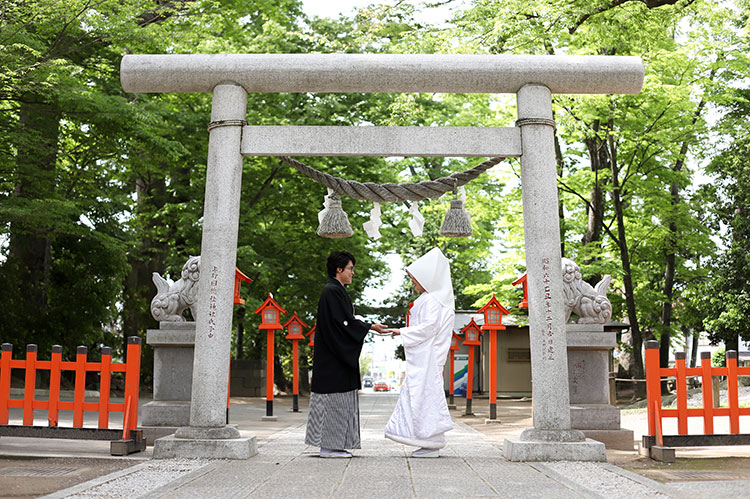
[150,256,200,322]
[561,258,612,324]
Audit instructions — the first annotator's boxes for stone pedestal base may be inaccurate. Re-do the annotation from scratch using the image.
[503,437,606,461]
[261,415,278,422]
[143,323,195,436]
[153,434,257,459]
[141,400,191,427]
[141,426,179,446]
[570,404,620,430]
[581,429,635,451]
[153,425,256,459]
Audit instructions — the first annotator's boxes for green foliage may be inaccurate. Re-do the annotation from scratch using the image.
[2,0,748,389]
[712,348,725,368]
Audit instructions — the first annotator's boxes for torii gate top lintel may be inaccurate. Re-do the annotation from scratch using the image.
[137,53,643,462]
[121,53,644,95]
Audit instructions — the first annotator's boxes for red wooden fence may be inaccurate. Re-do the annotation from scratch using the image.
[644,340,750,450]
[0,336,144,455]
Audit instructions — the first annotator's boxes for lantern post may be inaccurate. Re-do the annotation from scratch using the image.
[283,312,308,413]
[460,318,482,416]
[478,294,510,421]
[254,293,287,420]
[511,273,529,309]
[447,331,460,409]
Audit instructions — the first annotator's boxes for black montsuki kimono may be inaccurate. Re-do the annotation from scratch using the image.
[311,278,370,393]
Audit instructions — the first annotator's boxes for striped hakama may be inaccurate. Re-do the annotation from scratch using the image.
[305,389,361,450]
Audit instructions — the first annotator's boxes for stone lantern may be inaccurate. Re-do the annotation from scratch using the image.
[460,318,482,415]
[478,294,510,421]
[254,293,287,420]
[283,312,308,413]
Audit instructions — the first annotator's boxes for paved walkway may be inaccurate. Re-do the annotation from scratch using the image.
[44,394,689,498]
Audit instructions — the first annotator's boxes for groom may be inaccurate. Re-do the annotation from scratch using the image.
[304,250,385,458]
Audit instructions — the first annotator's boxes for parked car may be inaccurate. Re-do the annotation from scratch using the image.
[373,381,390,392]
[363,378,374,388]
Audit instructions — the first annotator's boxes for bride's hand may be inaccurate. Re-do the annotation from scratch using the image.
[382,328,401,336]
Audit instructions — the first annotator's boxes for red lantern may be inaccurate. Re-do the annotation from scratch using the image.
[254,293,287,419]
[283,312,309,412]
[306,323,316,347]
[447,331,461,408]
[461,318,482,347]
[459,318,482,415]
[478,294,510,421]
[233,268,253,305]
[284,312,308,341]
[450,331,460,351]
[511,273,529,309]
[254,293,286,330]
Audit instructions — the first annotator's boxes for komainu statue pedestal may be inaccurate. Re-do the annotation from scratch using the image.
[567,324,634,451]
[140,322,195,444]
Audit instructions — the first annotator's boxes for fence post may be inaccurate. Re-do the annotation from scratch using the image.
[48,346,62,427]
[98,347,112,429]
[645,340,661,437]
[676,352,688,435]
[123,336,142,437]
[73,346,88,428]
[23,345,38,426]
[727,350,740,434]
[0,344,12,425]
[700,351,714,434]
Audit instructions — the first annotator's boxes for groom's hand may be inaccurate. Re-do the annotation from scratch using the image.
[370,323,386,333]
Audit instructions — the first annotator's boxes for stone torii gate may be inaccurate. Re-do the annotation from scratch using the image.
[120,54,643,460]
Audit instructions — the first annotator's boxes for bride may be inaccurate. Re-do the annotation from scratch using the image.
[382,248,455,458]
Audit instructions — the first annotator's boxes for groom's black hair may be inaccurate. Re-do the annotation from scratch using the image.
[327,251,356,278]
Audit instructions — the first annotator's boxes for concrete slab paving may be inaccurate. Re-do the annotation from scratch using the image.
[41,393,693,498]
[8,392,750,498]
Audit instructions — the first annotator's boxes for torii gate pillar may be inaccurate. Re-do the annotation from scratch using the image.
[153,84,257,459]
[502,84,605,461]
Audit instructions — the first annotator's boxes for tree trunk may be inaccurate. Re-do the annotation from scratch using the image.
[658,95,707,386]
[609,136,646,395]
[122,172,168,355]
[235,307,246,360]
[554,119,566,257]
[726,335,739,354]
[582,121,608,254]
[5,95,60,338]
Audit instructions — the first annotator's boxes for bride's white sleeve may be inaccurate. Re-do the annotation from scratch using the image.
[399,295,442,348]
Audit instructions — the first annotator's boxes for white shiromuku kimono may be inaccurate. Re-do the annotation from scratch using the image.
[385,248,455,449]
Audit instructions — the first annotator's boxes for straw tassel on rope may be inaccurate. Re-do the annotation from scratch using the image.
[317,192,354,238]
[440,187,473,237]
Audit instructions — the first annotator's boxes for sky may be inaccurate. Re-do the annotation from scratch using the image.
[300,0,467,25]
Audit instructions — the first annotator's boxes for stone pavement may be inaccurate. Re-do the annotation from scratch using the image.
[4,392,750,497]
[42,393,688,498]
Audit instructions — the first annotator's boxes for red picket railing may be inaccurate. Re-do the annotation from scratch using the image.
[644,340,750,451]
[0,336,144,455]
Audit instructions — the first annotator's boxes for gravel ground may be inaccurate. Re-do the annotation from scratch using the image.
[626,384,750,410]
[686,385,750,407]
[543,462,672,498]
[58,458,213,498]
